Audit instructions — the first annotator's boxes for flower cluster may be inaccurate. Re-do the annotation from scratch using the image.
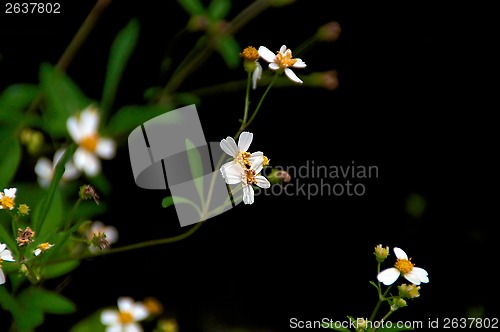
[220,132,270,204]
[377,247,429,286]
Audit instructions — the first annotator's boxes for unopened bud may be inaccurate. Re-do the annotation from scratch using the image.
[317,21,341,42]
[398,283,421,299]
[374,244,389,263]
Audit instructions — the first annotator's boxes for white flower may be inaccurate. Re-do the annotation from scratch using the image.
[87,221,118,253]
[222,157,270,205]
[0,188,17,210]
[34,242,54,256]
[35,148,80,188]
[101,297,149,332]
[258,45,307,83]
[220,132,264,177]
[377,247,429,286]
[0,243,15,285]
[66,106,116,177]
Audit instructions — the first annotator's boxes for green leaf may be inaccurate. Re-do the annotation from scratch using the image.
[70,309,106,332]
[207,0,231,20]
[162,196,175,208]
[107,105,173,136]
[0,286,44,331]
[0,129,21,189]
[216,36,241,69]
[39,63,91,137]
[162,195,201,216]
[101,19,140,117]
[185,139,204,204]
[18,287,76,314]
[369,280,379,290]
[0,84,38,124]
[40,260,80,279]
[176,0,205,15]
[0,223,18,257]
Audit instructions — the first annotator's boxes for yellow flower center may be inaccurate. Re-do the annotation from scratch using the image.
[39,243,51,251]
[263,156,270,166]
[395,258,414,274]
[275,49,297,68]
[235,151,251,167]
[119,311,134,324]
[243,169,257,185]
[0,196,15,210]
[240,46,259,62]
[81,134,98,152]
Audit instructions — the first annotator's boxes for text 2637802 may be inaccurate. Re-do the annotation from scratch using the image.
[5,3,60,14]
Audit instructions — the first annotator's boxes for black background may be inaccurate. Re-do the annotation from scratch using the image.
[1,1,497,331]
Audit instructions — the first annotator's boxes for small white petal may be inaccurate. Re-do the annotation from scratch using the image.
[393,247,408,260]
[4,188,16,197]
[35,158,53,180]
[221,164,243,184]
[268,62,280,71]
[237,132,253,152]
[0,244,5,251]
[284,68,303,83]
[0,269,5,285]
[74,149,101,176]
[124,324,143,332]
[258,46,277,63]
[80,108,99,137]
[96,138,116,159]
[293,58,307,68]
[34,249,41,256]
[248,151,263,164]
[66,116,82,142]
[107,326,122,332]
[104,226,119,244]
[377,267,401,285]
[117,297,134,312]
[0,249,14,261]
[101,310,120,325]
[404,267,429,285]
[250,156,264,174]
[243,185,254,204]
[220,137,239,157]
[131,304,149,321]
[279,45,287,53]
[63,162,80,181]
[252,62,262,89]
[255,175,270,189]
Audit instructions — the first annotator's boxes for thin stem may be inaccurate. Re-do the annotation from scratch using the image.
[64,198,82,231]
[236,72,278,139]
[242,72,252,124]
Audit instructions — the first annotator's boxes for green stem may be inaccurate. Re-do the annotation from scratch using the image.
[64,198,82,231]
[242,72,252,124]
[236,72,278,139]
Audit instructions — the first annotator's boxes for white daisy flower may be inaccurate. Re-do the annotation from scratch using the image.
[66,106,116,177]
[33,242,54,256]
[258,45,307,83]
[101,297,149,332]
[0,188,17,210]
[35,148,80,188]
[0,243,15,285]
[222,157,270,205]
[377,247,429,286]
[87,221,118,252]
[220,132,264,177]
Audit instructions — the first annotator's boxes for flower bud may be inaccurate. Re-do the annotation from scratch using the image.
[317,21,341,42]
[398,283,421,299]
[374,244,389,263]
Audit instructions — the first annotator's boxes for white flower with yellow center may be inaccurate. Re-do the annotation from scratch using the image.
[66,106,116,177]
[220,132,264,177]
[0,243,15,285]
[35,148,80,188]
[377,247,429,286]
[34,242,54,256]
[222,158,270,205]
[101,297,149,332]
[258,45,307,83]
[0,188,17,210]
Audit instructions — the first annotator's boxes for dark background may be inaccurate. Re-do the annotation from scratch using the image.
[1,1,496,331]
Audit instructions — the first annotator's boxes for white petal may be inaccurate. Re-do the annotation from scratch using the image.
[63,162,80,180]
[268,62,280,71]
[252,62,262,89]
[0,249,14,261]
[250,156,264,174]
[279,45,287,53]
[0,243,5,251]
[221,164,243,184]
[377,267,401,286]
[104,226,119,244]
[258,46,276,63]
[101,310,120,325]
[248,151,263,164]
[74,149,100,176]
[124,324,143,332]
[293,58,307,68]
[107,326,122,332]
[284,68,303,83]
[80,107,99,137]
[34,249,41,256]
[393,247,408,260]
[255,175,270,189]
[220,137,239,157]
[66,116,82,142]
[131,303,149,321]
[237,132,253,152]
[0,269,5,285]
[243,185,254,204]
[117,297,134,312]
[4,188,16,197]
[35,158,53,179]
[96,138,116,159]
[404,267,429,285]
